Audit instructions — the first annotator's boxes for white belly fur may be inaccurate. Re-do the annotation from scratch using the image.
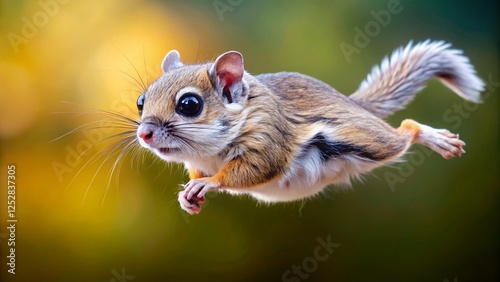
[225,154,387,203]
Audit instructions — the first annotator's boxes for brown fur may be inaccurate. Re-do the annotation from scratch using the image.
[137,42,482,213]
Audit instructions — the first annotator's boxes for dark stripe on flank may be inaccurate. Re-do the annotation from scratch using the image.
[303,133,380,161]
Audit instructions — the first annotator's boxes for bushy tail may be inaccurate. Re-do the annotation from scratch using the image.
[349,40,484,119]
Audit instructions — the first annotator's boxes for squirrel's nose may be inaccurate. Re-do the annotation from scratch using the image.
[137,127,154,144]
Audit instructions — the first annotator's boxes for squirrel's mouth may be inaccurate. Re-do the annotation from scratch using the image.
[157,147,180,155]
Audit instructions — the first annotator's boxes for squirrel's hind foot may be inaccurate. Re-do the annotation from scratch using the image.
[417,125,465,159]
[399,119,466,159]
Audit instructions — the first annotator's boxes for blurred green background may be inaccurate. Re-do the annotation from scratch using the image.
[0,0,498,281]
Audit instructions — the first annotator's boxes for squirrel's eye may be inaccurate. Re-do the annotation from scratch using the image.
[137,93,145,115]
[176,93,203,117]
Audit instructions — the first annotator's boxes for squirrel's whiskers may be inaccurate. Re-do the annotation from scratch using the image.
[53,103,143,205]
[58,41,484,214]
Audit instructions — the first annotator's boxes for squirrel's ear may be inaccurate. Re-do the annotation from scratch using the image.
[162,50,183,73]
[210,51,245,104]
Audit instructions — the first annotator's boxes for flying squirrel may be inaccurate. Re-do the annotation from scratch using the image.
[135,40,484,214]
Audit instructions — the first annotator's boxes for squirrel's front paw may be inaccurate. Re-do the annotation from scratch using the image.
[178,190,205,215]
[184,178,219,200]
[179,178,219,214]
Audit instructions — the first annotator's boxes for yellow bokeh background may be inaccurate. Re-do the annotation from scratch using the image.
[0,0,498,281]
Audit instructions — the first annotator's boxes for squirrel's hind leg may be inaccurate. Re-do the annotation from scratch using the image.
[397,119,465,159]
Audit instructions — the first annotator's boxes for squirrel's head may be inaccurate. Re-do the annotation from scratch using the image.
[136,50,249,162]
